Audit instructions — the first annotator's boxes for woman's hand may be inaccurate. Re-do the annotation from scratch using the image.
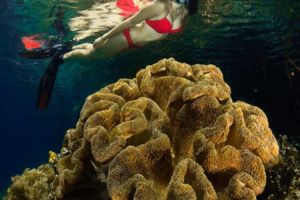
[93,36,108,48]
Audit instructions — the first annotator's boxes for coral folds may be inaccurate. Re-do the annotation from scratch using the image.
[5,58,280,200]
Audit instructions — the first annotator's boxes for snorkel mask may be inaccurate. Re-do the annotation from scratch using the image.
[176,0,189,5]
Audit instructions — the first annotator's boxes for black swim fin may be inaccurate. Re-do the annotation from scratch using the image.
[36,54,63,109]
[19,46,57,59]
[19,38,73,59]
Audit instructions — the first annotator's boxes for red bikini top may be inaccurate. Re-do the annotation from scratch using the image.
[145,4,183,34]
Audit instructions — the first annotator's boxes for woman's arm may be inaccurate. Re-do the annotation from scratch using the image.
[94,0,167,47]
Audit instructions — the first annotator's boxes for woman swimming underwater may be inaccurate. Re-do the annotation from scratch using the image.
[20,0,199,109]
[64,0,198,59]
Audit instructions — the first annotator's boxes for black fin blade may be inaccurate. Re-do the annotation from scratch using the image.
[36,55,63,109]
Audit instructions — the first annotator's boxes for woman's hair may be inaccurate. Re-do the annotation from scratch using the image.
[187,0,199,15]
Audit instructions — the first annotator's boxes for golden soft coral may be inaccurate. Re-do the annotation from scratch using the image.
[54,58,279,200]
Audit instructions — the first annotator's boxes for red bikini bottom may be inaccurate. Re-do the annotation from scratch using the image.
[122,26,183,49]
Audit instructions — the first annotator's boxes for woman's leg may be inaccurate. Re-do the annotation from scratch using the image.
[63,43,94,61]
[72,43,93,50]
[63,31,133,61]
[97,33,129,57]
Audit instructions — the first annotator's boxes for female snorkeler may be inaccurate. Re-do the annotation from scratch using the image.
[20,0,199,109]
[63,0,198,59]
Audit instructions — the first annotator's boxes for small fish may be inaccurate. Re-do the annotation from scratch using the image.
[48,150,58,164]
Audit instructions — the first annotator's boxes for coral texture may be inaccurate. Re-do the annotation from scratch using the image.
[5,164,56,200]
[55,58,279,200]
[5,58,280,200]
[259,135,300,200]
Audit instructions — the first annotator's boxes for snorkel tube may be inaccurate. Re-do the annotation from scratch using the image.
[176,0,189,5]
[177,0,198,15]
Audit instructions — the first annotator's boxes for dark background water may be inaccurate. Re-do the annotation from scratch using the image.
[0,0,299,196]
